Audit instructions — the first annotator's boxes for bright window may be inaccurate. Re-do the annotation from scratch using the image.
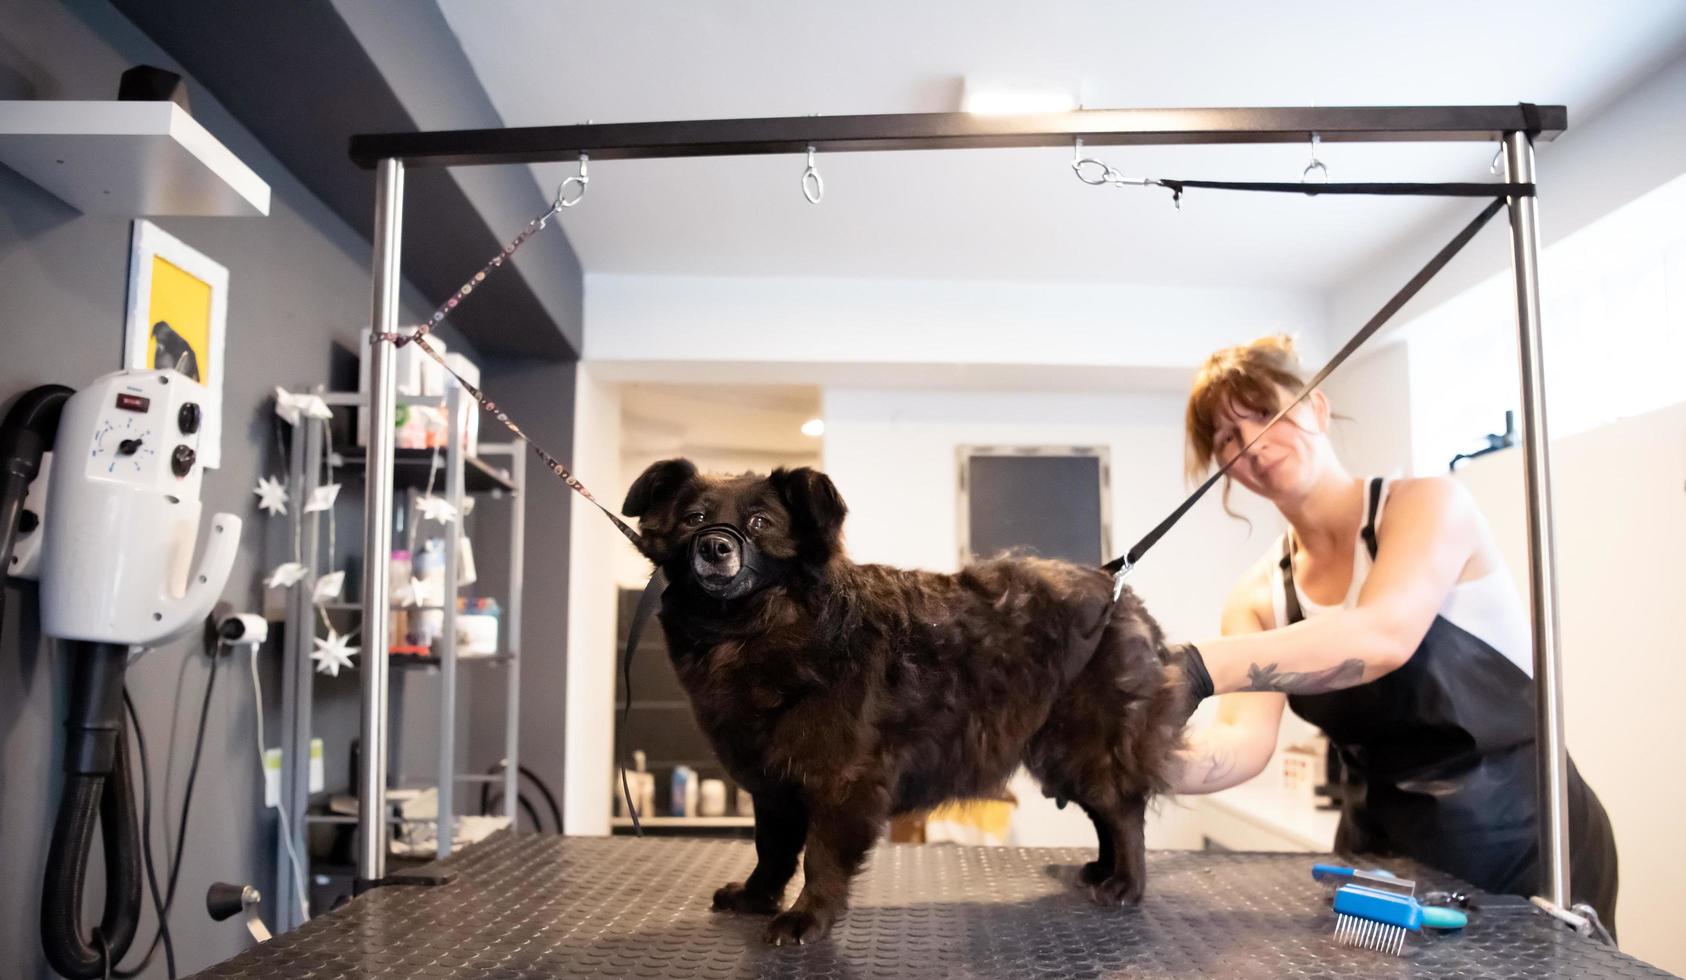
[1404,171,1686,473]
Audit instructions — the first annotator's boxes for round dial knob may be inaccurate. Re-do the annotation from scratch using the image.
[171,444,196,477]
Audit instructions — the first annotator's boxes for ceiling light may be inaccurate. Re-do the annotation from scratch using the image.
[960,78,1079,115]
[801,418,825,438]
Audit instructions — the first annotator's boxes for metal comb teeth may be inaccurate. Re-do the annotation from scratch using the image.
[1335,912,1408,955]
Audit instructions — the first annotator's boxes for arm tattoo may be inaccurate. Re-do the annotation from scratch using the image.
[1241,658,1366,694]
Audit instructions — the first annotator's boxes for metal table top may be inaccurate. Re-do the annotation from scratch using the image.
[191,831,1673,979]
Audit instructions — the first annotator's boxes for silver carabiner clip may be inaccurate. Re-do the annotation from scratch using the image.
[1111,560,1134,602]
[1071,137,1116,185]
[801,145,824,205]
[557,153,590,209]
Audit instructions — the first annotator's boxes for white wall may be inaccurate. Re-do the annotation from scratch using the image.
[564,366,632,835]
[822,386,1287,846]
[1319,339,1415,481]
[1454,401,1686,974]
[586,273,1329,386]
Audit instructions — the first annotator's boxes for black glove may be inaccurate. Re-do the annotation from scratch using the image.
[1166,642,1214,713]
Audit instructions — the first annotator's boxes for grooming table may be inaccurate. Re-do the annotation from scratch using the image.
[189,832,1672,979]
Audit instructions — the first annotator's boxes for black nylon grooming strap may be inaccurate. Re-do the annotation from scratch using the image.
[1158,180,1534,205]
[1104,195,1510,576]
[617,568,668,837]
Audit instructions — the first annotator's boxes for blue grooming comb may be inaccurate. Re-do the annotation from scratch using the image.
[1314,864,1469,955]
[1334,884,1421,955]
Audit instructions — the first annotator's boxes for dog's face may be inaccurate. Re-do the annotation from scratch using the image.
[622,459,848,600]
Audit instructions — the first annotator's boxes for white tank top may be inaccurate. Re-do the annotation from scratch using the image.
[1268,478,1535,677]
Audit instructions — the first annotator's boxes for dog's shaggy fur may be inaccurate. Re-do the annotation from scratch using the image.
[623,459,1188,945]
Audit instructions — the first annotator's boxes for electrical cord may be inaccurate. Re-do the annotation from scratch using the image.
[121,690,177,980]
[484,790,544,834]
[478,761,563,833]
[113,645,221,978]
[248,646,310,923]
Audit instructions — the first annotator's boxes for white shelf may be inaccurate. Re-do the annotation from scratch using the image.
[0,100,270,216]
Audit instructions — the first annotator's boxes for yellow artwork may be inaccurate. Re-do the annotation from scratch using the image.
[126,219,228,467]
[146,256,213,384]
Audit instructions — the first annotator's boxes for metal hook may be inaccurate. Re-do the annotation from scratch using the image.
[1489,145,1505,176]
[1301,133,1328,182]
[556,154,589,209]
[1071,137,1124,186]
[801,145,823,205]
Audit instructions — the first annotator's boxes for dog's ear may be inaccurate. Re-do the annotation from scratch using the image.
[771,467,847,559]
[622,458,699,519]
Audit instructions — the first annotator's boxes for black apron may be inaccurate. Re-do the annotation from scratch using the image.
[1283,478,1619,928]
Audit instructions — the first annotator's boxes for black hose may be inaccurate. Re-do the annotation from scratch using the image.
[0,384,73,641]
[41,642,142,979]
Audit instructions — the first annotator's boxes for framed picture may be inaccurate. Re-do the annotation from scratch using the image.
[956,445,1112,567]
[124,220,228,468]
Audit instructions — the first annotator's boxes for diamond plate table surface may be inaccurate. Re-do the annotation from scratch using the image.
[190,831,1674,979]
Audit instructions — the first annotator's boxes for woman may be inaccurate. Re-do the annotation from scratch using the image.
[1168,334,1618,928]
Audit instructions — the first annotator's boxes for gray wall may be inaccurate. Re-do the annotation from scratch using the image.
[0,1,529,976]
[462,357,578,829]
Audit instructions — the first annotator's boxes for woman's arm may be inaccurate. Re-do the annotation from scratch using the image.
[1196,478,1481,697]
[1172,564,1287,794]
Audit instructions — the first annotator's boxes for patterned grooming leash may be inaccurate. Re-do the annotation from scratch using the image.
[370,156,643,552]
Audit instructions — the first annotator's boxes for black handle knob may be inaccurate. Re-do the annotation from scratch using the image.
[171,444,196,477]
[178,402,202,435]
[206,882,249,922]
[117,438,143,456]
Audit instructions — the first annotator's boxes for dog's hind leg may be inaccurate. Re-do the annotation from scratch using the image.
[714,786,807,915]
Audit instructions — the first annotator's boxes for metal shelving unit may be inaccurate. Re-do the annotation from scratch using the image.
[272,385,525,932]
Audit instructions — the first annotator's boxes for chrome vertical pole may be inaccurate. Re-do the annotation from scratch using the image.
[437,385,463,857]
[358,157,404,884]
[504,447,526,825]
[1504,130,1571,908]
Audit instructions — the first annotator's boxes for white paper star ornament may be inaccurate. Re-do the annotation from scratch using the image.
[304,484,341,513]
[310,628,359,677]
[312,570,345,603]
[274,388,334,426]
[267,562,308,589]
[254,476,288,516]
[416,495,458,525]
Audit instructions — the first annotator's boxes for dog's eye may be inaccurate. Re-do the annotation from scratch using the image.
[683,512,705,527]
[747,514,768,532]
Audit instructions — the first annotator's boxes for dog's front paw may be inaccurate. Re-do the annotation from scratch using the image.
[1078,860,1110,886]
[764,908,834,946]
[712,882,781,915]
[1089,873,1144,907]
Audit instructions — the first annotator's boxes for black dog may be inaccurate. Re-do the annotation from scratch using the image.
[623,459,1188,945]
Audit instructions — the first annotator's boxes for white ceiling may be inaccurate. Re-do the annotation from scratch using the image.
[438,0,1686,292]
[621,382,821,458]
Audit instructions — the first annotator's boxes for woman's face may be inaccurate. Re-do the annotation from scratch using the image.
[1210,390,1330,501]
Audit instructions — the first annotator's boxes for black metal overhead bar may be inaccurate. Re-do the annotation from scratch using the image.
[350,104,1565,169]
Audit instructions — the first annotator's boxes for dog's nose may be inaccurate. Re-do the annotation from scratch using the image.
[698,532,738,563]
